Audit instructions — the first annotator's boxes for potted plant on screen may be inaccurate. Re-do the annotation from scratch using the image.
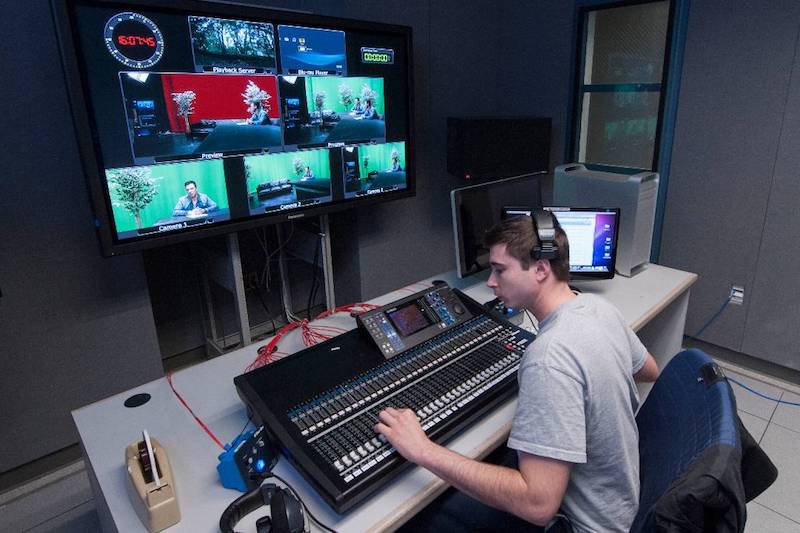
[107,166,160,229]
[313,91,326,117]
[338,83,353,110]
[171,90,196,136]
[241,80,271,121]
[360,84,377,107]
[293,157,306,179]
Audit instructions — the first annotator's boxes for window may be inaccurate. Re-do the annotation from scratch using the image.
[573,1,671,170]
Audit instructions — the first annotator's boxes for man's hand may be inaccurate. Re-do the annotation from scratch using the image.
[374,407,434,465]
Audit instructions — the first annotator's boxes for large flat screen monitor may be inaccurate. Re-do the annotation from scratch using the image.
[53,0,414,256]
[450,174,544,278]
[501,206,620,279]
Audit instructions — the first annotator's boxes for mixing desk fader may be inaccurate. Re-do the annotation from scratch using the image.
[235,284,535,513]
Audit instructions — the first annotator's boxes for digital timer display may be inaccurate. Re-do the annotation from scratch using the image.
[103,12,164,68]
[360,47,394,65]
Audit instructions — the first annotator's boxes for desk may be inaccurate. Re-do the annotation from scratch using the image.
[73,263,696,532]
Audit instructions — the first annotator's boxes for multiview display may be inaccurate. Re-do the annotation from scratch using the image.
[56,0,414,255]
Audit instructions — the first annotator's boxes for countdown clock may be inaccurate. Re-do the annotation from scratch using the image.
[103,12,164,68]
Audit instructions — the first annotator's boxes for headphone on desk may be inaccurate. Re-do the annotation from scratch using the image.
[219,483,305,533]
[529,209,562,261]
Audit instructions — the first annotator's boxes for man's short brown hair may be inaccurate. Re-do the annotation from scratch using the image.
[483,215,570,282]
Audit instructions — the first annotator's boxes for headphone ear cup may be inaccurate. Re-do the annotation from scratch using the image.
[271,489,305,533]
[256,515,273,533]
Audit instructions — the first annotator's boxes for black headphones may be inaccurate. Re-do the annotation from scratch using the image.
[530,209,561,261]
[219,483,305,533]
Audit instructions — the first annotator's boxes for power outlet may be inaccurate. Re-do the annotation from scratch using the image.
[730,285,744,305]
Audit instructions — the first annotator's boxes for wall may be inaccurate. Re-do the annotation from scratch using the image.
[0,1,163,472]
[658,0,800,368]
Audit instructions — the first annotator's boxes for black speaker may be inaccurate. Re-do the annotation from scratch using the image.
[447,116,551,183]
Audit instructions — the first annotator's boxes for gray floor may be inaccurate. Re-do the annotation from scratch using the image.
[721,360,800,532]
[2,359,799,532]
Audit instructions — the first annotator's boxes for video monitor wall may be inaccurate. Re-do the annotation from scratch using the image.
[55,0,414,255]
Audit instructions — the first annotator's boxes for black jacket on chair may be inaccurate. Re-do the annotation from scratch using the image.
[650,419,777,532]
[630,349,778,533]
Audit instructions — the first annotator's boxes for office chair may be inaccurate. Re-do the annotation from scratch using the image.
[630,348,777,532]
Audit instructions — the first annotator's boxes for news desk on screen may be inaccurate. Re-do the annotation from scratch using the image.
[73,264,696,532]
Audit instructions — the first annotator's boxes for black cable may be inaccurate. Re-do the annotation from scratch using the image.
[255,283,278,334]
[306,236,321,320]
[524,310,538,335]
[268,472,338,533]
[231,414,254,444]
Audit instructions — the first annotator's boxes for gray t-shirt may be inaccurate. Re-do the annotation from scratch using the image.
[508,293,647,533]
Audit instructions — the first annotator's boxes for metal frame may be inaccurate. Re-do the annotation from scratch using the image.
[203,216,336,355]
[568,0,676,171]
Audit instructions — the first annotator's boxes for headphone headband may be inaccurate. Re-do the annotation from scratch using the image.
[530,210,560,261]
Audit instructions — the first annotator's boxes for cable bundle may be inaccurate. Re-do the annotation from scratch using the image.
[246,303,380,371]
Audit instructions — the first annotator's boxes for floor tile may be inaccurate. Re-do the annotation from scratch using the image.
[739,411,769,443]
[771,390,800,434]
[725,370,783,420]
[746,501,800,532]
[25,500,100,533]
[755,423,800,523]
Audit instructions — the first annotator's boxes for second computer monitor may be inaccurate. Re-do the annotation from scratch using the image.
[502,206,620,279]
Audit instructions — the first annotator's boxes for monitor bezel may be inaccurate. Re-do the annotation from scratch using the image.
[52,0,416,256]
[450,173,545,279]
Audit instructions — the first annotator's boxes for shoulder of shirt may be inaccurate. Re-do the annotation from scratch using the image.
[524,333,586,380]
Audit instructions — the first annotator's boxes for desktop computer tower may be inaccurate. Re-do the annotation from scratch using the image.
[554,163,659,277]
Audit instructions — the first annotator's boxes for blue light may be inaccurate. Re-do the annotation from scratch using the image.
[255,458,267,472]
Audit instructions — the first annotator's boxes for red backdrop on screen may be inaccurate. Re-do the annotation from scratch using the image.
[161,73,279,132]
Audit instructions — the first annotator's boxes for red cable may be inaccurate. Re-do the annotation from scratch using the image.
[247,302,380,368]
[166,372,225,450]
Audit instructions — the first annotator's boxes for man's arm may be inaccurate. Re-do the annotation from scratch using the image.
[172,198,187,217]
[375,407,571,526]
[634,352,659,383]
[203,194,218,213]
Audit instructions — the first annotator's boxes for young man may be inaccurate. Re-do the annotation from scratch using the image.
[375,214,659,532]
[172,180,218,217]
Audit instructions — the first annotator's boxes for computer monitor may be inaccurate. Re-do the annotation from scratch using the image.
[450,174,544,278]
[501,206,620,279]
[52,0,415,256]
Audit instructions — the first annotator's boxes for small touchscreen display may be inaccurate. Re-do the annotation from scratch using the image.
[387,301,433,337]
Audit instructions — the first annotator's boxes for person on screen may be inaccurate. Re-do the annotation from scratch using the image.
[375,214,659,532]
[387,156,402,172]
[246,101,269,125]
[351,97,363,115]
[172,180,218,217]
[361,99,378,120]
[302,166,314,180]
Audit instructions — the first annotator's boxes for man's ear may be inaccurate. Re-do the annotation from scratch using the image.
[533,259,551,281]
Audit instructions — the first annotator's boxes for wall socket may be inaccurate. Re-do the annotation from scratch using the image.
[730,285,744,305]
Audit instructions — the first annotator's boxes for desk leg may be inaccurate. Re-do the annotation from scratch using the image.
[636,289,691,400]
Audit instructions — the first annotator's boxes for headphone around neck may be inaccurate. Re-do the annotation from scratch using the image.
[530,209,561,261]
[219,483,305,533]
